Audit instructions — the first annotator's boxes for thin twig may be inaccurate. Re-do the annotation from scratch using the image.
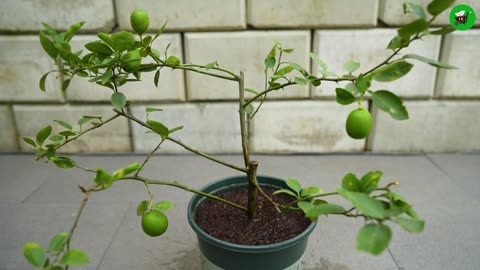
[114,109,248,173]
[255,182,282,213]
[36,114,121,160]
[135,140,165,176]
[118,176,247,212]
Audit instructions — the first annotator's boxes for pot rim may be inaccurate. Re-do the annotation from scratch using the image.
[187,175,317,253]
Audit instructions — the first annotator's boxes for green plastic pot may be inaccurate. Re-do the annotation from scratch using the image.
[187,175,317,270]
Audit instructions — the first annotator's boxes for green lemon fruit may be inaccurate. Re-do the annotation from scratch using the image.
[141,210,168,237]
[121,50,142,72]
[130,9,149,35]
[346,108,373,139]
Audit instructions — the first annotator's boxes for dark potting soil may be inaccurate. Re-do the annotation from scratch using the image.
[194,186,311,246]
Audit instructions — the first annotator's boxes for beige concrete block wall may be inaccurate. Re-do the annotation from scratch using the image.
[0,0,479,153]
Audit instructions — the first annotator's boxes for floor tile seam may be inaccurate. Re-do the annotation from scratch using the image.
[95,202,132,270]
[387,247,403,270]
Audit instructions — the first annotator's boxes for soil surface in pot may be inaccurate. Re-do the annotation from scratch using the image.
[194,186,311,245]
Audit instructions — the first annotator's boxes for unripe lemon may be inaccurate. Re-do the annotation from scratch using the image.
[121,49,142,72]
[141,210,168,237]
[346,108,372,139]
[130,9,149,35]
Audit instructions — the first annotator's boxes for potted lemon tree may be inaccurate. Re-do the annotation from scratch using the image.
[22,1,457,269]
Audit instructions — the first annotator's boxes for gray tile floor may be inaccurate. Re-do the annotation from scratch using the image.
[1,153,479,270]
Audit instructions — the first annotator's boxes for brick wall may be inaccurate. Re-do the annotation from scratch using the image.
[0,0,479,153]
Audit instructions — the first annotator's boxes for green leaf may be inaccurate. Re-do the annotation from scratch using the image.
[300,186,323,198]
[142,35,152,47]
[355,74,371,93]
[60,249,89,266]
[372,90,409,120]
[154,69,160,87]
[45,147,56,159]
[359,171,383,194]
[137,200,149,216]
[372,61,413,82]
[169,126,184,134]
[403,53,457,69]
[52,157,76,169]
[356,223,392,255]
[166,55,180,66]
[41,22,58,38]
[111,92,127,109]
[23,137,36,148]
[147,120,169,139]
[245,104,254,117]
[146,107,163,113]
[398,19,428,38]
[318,69,338,78]
[39,72,50,92]
[269,82,281,89]
[85,41,113,56]
[288,62,308,77]
[272,189,297,197]
[94,168,113,189]
[49,134,64,142]
[39,31,58,59]
[345,83,360,95]
[264,57,276,69]
[138,64,157,72]
[53,120,72,130]
[97,32,115,48]
[61,79,71,92]
[309,76,321,87]
[427,0,455,16]
[294,76,309,85]
[275,66,294,76]
[113,163,141,178]
[77,116,101,127]
[344,60,360,73]
[101,70,113,85]
[403,1,426,19]
[309,52,328,70]
[267,43,277,58]
[244,88,259,95]
[36,125,53,146]
[55,42,72,61]
[282,48,294,53]
[338,188,386,219]
[76,70,89,77]
[430,26,455,35]
[395,217,425,233]
[155,200,174,211]
[64,21,85,42]
[59,130,77,137]
[387,35,409,50]
[51,266,64,270]
[342,173,361,192]
[23,242,46,267]
[110,31,136,52]
[205,61,217,70]
[285,179,302,194]
[335,88,356,105]
[384,191,418,219]
[297,201,314,215]
[306,203,347,221]
[48,232,68,252]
